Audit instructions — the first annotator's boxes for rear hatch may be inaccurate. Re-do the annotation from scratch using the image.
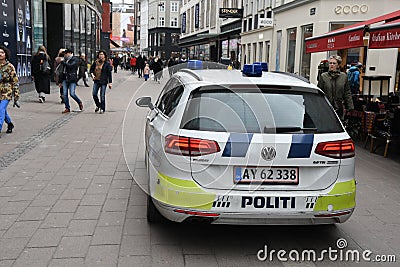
[179,86,348,191]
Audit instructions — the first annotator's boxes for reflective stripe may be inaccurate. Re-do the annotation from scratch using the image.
[222,133,254,157]
[288,134,314,158]
[154,172,216,210]
[313,179,356,211]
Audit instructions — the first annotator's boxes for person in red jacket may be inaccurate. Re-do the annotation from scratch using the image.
[130,55,137,74]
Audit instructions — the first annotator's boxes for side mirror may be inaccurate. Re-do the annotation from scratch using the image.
[136,97,154,109]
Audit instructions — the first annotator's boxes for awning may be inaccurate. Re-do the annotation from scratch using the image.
[369,21,400,49]
[110,39,121,48]
[306,10,400,53]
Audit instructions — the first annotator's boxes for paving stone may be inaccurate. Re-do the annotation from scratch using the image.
[118,256,151,267]
[51,199,80,213]
[27,228,66,247]
[21,180,48,191]
[0,260,14,267]
[3,177,29,187]
[66,220,97,236]
[120,235,151,256]
[68,178,92,189]
[54,236,91,258]
[50,175,74,185]
[84,245,119,267]
[3,221,41,238]
[97,211,125,226]
[0,201,30,215]
[103,199,128,212]
[41,184,67,195]
[92,175,113,184]
[0,215,18,230]
[126,205,146,219]
[73,206,102,220]
[30,194,59,207]
[40,213,74,228]
[9,190,41,201]
[151,244,185,267]
[95,168,116,176]
[12,247,55,267]
[48,258,85,267]
[184,255,219,267]
[91,226,123,245]
[0,238,29,260]
[0,186,20,197]
[113,171,132,180]
[110,179,131,189]
[80,194,107,206]
[60,188,86,200]
[86,183,110,194]
[18,206,50,221]
[123,219,150,236]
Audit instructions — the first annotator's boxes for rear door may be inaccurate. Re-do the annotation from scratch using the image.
[180,86,345,191]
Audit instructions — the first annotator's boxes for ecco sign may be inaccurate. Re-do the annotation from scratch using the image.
[335,5,368,15]
[259,18,273,28]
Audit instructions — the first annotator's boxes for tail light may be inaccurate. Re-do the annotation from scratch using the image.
[315,139,355,159]
[165,135,220,157]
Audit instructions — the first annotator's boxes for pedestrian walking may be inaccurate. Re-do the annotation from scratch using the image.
[143,63,150,81]
[317,55,354,119]
[54,48,66,103]
[136,55,144,78]
[0,46,20,137]
[77,53,89,87]
[347,62,362,95]
[59,48,83,113]
[31,45,51,103]
[130,55,137,74]
[153,57,163,83]
[89,50,112,114]
[112,54,120,73]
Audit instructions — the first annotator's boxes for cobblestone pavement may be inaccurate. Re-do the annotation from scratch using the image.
[0,70,399,266]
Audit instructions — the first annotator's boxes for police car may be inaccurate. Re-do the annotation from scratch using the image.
[136,62,356,225]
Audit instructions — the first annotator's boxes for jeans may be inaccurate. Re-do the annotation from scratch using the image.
[62,81,81,110]
[0,100,11,131]
[92,81,107,111]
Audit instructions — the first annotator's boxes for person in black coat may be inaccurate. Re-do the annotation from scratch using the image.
[136,55,144,78]
[31,45,51,103]
[152,57,163,83]
[89,50,113,113]
[77,53,89,87]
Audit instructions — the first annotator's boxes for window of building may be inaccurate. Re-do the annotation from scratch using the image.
[171,17,178,27]
[159,32,166,46]
[259,42,263,61]
[300,24,313,80]
[159,17,165,27]
[171,2,178,12]
[253,43,257,63]
[276,30,282,71]
[286,27,297,73]
[159,1,165,12]
[32,0,43,53]
[248,18,252,31]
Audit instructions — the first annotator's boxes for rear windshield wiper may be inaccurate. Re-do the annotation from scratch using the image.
[264,127,318,133]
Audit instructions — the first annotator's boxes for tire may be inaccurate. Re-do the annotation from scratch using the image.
[147,195,164,223]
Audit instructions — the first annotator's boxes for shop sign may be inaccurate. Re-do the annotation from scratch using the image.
[369,26,400,49]
[305,28,364,53]
[195,4,199,28]
[259,18,273,28]
[219,8,243,18]
[334,5,368,15]
[182,12,186,33]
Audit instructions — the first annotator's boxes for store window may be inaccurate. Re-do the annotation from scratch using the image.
[300,24,313,80]
[276,30,282,71]
[159,33,166,46]
[64,4,72,48]
[171,33,179,45]
[253,43,257,63]
[222,40,228,58]
[259,42,263,61]
[286,27,296,73]
[32,0,43,52]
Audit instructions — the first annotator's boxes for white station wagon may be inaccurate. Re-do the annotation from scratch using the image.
[136,66,356,225]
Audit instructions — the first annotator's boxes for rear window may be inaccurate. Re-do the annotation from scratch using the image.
[180,87,343,134]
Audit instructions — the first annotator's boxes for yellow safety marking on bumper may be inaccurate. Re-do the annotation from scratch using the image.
[314,179,356,212]
[154,172,216,210]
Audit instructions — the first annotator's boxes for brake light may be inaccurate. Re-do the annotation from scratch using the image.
[165,135,221,157]
[174,209,220,217]
[315,139,355,159]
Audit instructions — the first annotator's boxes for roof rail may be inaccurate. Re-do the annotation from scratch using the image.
[271,71,310,83]
[178,68,202,81]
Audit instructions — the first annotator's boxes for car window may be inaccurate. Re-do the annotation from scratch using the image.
[180,87,343,134]
[155,78,184,117]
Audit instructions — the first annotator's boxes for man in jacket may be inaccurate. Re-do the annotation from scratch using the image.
[317,55,354,119]
[59,48,83,113]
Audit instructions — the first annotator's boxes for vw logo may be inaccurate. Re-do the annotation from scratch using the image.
[261,147,276,161]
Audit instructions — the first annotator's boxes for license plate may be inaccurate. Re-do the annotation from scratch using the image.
[234,166,299,184]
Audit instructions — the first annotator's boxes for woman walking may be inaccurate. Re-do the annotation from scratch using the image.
[0,46,20,137]
[31,45,51,103]
[89,50,112,114]
[54,48,65,103]
[77,53,89,87]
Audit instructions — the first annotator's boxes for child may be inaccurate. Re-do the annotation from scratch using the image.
[144,63,150,81]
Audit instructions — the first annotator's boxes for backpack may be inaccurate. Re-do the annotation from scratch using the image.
[40,59,51,75]
[347,70,359,91]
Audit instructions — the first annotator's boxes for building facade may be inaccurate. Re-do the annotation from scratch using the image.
[179,0,243,64]
[147,0,181,59]
[241,0,400,90]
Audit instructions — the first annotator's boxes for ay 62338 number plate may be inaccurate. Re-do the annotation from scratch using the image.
[234,166,299,184]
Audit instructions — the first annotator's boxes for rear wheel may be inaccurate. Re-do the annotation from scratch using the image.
[147,195,164,223]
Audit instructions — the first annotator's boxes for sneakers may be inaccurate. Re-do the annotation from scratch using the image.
[41,97,46,102]
[79,102,84,111]
[62,109,70,114]
[99,109,105,114]
[39,97,43,103]
[95,107,100,113]
[6,122,14,133]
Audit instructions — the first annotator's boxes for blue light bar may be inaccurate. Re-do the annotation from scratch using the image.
[187,60,203,70]
[253,62,268,71]
[242,64,262,77]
